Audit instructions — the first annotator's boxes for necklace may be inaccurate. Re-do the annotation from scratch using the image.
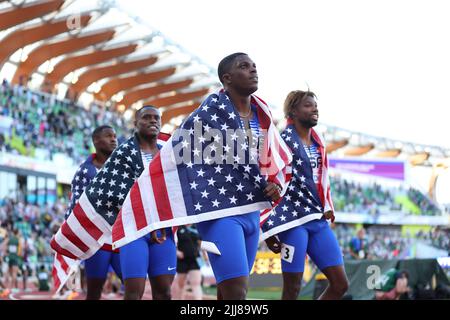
[238,107,252,118]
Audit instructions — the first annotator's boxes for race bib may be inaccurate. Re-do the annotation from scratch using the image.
[8,245,17,253]
[38,272,48,280]
[281,243,295,263]
[359,250,366,259]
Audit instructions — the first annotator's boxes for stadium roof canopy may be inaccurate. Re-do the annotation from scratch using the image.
[0,0,221,131]
[311,122,450,168]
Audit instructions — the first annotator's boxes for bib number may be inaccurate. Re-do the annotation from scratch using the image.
[281,243,295,263]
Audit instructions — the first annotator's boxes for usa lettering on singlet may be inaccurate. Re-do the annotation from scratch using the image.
[303,142,323,190]
[239,105,264,162]
[141,152,154,166]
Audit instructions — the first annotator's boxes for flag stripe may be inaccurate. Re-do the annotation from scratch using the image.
[115,189,135,242]
[100,244,119,253]
[54,231,85,258]
[53,271,60,290]
[160,142,188,219]
[66,210,106,252]
[56,252,70,273]
[53,257,63,288]
[130,182,147,230]
[73,202,103,240]
[112,208,125,243]
[54,257,66,288]
[150,153,174,221]
[79,193,112,234]
[50,239,77,260]
[137,169,159,223]
[324,153,334,212]
[269,127,290,169]
[52,253,79,294]
[61,222,89,253]
[254,98,271,130]
[311,129,334,211]
[255,94,291,170]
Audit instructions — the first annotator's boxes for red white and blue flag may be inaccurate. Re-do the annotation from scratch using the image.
[50,133,170,260]
[261,124,334,240]
[52,253,80,294]
[52,152,98,292]
[112,91,292,249]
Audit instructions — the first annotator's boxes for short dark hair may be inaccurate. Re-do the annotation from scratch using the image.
[217,52,248,84]
[135,105,160,120]
[92,125,113,140]
[397,270,409,279]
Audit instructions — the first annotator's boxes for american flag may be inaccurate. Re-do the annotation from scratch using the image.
[50,133,170,260]
[65,154,98,219]
[53,153,97,291]
[112,90,292,249]
[261,124,334,240]
[52,253,80,294]
[65,134,170,251]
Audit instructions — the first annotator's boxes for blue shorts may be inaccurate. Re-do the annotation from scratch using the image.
[196,212,260,284]
[85,249,122,280]
[277,219,343,273]
[120,228,177,280]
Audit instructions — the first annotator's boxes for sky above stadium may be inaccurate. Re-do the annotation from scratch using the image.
[118,0,450,149]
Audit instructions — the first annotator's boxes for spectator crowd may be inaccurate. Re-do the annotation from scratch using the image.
[0,79,130,165]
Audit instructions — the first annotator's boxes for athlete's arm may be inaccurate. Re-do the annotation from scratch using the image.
[323,210,334,220]
[150,228,166,244]
[265,235,282,254]
[264,182,282,202]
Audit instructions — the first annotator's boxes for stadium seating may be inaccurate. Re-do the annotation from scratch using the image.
[0,197,66,275]
[0,80,129,165]
[333,224,449,260]
[331,176,442,216]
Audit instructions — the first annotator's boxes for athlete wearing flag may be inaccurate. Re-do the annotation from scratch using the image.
[50,109,175,300]
[118,106,176,300]
[112,53,292,300]
[262,90,349,300]
[52,54,291,300]
[194,53,285,299]
[56,125,120,300]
